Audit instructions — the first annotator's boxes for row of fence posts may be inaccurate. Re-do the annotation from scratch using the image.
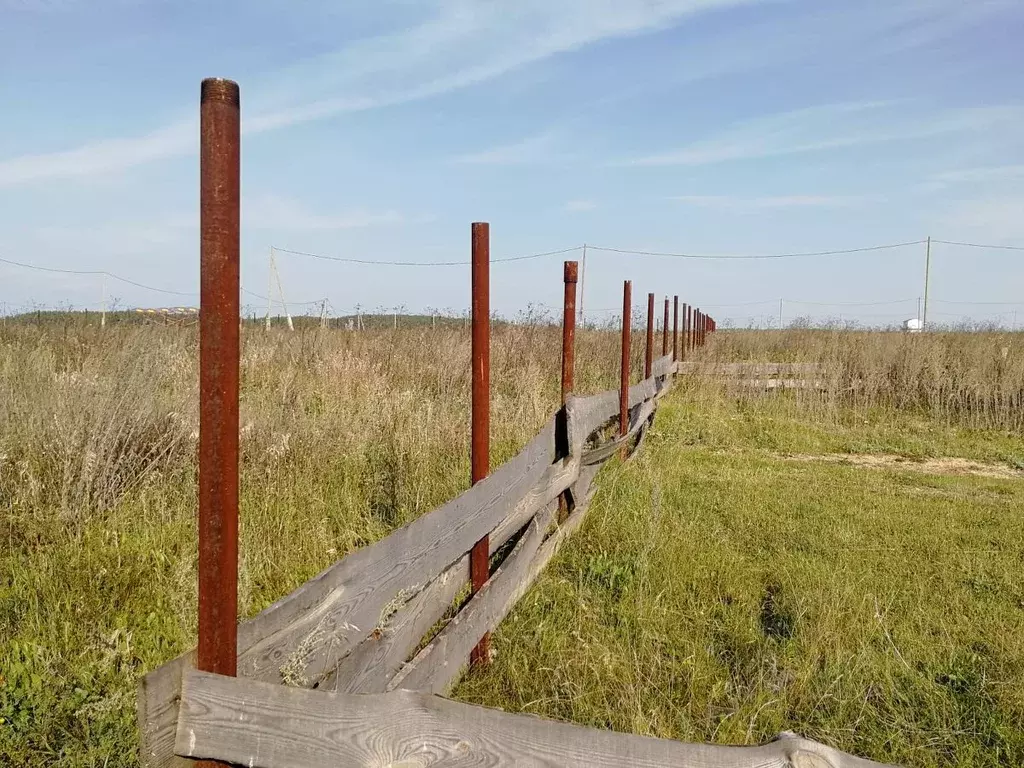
[193,77,717,741]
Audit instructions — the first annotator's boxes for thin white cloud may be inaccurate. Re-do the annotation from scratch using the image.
[671,194,861,209]
[564,199,597,212]
[628,103,1024,167]
[0,120,193,187]
[929,165,1024,185]
[0,0,758,187]
[246,195,414,230]
[454,132,559,165]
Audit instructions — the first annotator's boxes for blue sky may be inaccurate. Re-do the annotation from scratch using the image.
[2,0,1023,326]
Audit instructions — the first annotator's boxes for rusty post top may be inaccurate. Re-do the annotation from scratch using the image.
[564,261,578,283]
[201,78,240,105]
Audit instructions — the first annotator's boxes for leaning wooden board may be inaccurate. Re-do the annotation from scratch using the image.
[176,670,897,768]
[138,367,675,767]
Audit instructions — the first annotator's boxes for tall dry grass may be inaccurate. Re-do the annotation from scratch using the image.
[701,329,1024,431]
[0,317,651,766]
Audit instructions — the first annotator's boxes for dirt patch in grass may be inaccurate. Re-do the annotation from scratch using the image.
[780,452,1024,480]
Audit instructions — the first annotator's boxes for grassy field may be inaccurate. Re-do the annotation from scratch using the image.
[2,322,1023,766]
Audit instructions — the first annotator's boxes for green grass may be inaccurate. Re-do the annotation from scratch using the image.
[3,324,1023,767]
[454,391,1024,767]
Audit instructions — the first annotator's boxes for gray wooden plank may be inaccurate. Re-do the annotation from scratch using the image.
[143,374,672,766]
[176,670,898,768]
[677,361,823,375]
[320,554,467,694]
[321,453,579,696]
[566,374,662,455]
[581,399,656,466]
[140,416,564,767]
[388,500,558,694]
[236,417,558,683]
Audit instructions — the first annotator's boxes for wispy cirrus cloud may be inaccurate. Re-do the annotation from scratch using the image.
[671,194,863,209]
[627,102,1024,167]
[928,164,1024,185]
[247,195,425,230]
[454,131,561,165]
[0,0,760,188]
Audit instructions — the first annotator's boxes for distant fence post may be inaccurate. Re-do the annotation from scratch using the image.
[645,292,654,379]
[560,261,577,523]
[470,221,491,667]
[561,261,578,405]
[662,297,670,357]
[673,297,680,362]
[688,305,696,356]
[197,75,241,739]
[620,280,631,442]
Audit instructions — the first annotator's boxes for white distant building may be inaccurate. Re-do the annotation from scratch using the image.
[903,318,923,333]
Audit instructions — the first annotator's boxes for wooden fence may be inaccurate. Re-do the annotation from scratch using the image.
[137,77,895,768]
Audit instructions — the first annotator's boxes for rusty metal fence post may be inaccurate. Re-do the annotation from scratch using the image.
[662,298,670,357]
[620,281,631,441]
[559,261,577,523]
[645,292,654,379]
[198,78,241,704]
[470,222,491,667]
[672,298,680,362]
[561,262,577,405]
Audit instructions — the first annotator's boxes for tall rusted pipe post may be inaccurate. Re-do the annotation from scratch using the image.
[470,222,491,667]
[561,261,578,405]
[662,297,670,357]
[620,281,632,440]
[559,261,577,523]
[198,77,240,707]
[645,292,655,379]
[683,304,690,355]
[674,299,681,361]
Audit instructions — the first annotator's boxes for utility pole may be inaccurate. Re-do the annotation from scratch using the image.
[578,243,587,327]
[778,298,784,330]
[922,236,931,331]
[265,246,274,329]
[100,274,107,329]
[269,247,294,331]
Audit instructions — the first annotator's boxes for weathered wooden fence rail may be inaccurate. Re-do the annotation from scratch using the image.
[140,352,678,766]
[138,77,895,768]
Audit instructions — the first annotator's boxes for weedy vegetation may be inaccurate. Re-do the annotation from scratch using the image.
[2,319,1022,766]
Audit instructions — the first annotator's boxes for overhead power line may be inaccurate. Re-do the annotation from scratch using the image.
[585,240,927,260]
[786,297,917,307]
[0,255,195,297]
[272,245,583,266]
[931,239,1024,251]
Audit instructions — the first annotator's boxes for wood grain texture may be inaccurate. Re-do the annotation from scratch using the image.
[389,500,558,694]
[235,417,556,684]
[140,417,561,767]
[581,399,656,466]
[566,373,662,454]
[652,354,675,379]
[176,670,898,768]
[143,375,668,766]
[322,454,580,696]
